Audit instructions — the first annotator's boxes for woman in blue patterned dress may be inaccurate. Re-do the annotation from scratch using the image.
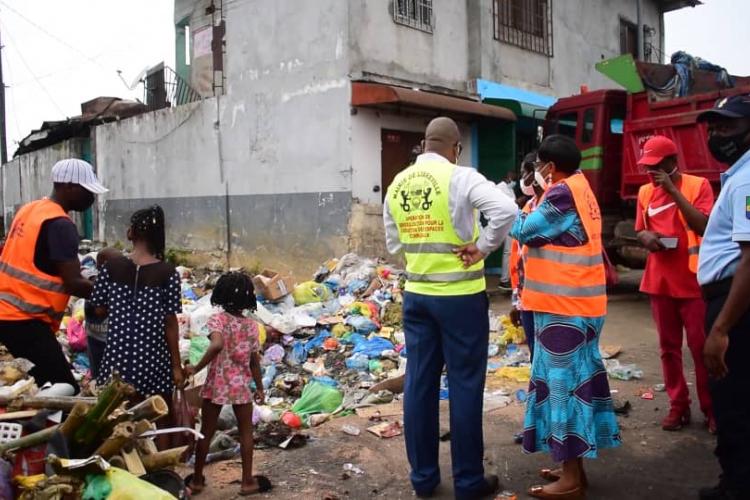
[510,135,621,499]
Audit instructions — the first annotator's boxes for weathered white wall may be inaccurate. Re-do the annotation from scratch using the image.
[350,108,474,205]
[1,139,86,233]
[348,0,471,93]
[472,0,664,97]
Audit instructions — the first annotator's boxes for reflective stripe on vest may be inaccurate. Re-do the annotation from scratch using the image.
[386,160,485,296]
[526,247,603,266]
[405,269,485,283]
[521,172,607,317]
[401,242,457,254]
[0,293,65,320]
[638,174,706,274]
[0,262,66,293]
[0,199,72,329]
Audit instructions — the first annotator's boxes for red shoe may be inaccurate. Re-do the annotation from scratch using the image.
[662,407,691,431]
[705,415,717,435]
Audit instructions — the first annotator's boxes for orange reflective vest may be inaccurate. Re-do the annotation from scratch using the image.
[522,172,607,318]
[0,199,72,331]
[637,174,706,274]
[509,200,534,291]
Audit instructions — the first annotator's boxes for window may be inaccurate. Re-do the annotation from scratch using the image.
[556,112,578,139]
[493,0,553,56]
[620,18,638,59]
[393,0,433,33]
[581,108,595,143]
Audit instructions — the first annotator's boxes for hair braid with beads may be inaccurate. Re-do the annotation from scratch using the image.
[211,271,257,314]
[130,205,166,260]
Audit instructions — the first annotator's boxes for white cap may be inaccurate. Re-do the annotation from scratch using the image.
[51,158,108,194]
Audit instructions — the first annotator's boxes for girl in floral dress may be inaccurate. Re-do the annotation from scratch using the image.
[184,272,271,496]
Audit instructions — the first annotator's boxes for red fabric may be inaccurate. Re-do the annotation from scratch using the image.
[635,179,714,298]
[650,295,712,416]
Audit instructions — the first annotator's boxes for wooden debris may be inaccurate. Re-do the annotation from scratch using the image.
[94,421,135,459]
[121,446,147,475]
[0,409,37,421]
[73,375,134,448]
[59,402,92,439]
[0,395,97,412]
[0,424,60,456]
[141,445,189,471]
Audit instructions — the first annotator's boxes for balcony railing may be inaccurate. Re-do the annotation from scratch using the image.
[143,63,201,112]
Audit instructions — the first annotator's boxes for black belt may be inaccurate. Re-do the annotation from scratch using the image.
[701,277,733,301]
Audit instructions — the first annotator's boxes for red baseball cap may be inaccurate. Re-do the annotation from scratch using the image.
[638,135,678,166]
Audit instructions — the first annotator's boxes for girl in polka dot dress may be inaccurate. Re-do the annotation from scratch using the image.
[91,206,185,445]
[184,271,270,496]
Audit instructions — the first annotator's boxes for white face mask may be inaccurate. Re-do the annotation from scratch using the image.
[533,170,548,191]
[521,181,536,196]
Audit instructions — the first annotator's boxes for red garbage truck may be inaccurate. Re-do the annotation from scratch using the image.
[543,56,750,265]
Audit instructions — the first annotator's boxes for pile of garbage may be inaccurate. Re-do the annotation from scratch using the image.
[0,373,189,498]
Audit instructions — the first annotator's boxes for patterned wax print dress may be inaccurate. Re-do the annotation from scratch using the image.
[510,180,621,461]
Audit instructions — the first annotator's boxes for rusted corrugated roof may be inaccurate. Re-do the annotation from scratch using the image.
[351,82,516,122]
[14,97,146,157]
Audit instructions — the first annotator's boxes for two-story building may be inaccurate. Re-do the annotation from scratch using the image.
[3,0,701,276]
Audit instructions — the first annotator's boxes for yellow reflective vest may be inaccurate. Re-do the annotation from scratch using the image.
[386,160,485,296]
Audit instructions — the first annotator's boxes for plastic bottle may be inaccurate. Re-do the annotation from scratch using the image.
[262,364,277,389]
[439,374,449,400]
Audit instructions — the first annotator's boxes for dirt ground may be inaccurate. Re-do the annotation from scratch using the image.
[186,272,719,500]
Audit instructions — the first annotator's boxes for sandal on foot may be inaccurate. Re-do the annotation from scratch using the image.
[539,468,588,488]
[184,473,206,495]
[239,475,273,496]
[528,484,585,499]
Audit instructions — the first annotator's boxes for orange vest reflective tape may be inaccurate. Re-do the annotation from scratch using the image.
[638,174,706,273]
[0,199,72,330]
[522,172,607,318]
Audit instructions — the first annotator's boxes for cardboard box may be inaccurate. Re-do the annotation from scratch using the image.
[252,269,293,301]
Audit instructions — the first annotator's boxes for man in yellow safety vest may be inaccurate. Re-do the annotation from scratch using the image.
[384,117,516,499]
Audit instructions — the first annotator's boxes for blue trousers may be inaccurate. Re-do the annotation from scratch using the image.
[520,310,535,362]
[403,291,489,498]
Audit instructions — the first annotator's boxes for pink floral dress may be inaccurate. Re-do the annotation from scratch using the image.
[200,311,260,405]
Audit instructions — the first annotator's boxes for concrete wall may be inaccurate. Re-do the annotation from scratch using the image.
[349,0,664,99]
[348,0,471,93]
[471,0,664,97]
[1,138,86,234]
[94,0,354,277]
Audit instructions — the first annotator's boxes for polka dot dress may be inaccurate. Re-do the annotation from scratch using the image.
[91,258,181,396]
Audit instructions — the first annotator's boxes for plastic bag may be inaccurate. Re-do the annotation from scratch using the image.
[189,302,217,336]
[67,318,87,352]
[352,337,394,359]
[345,315,379,334]
[189,336,210,365]
[171,389,196,456]
[292,281,332,305]
[262,344,285,365]
[288,341,308,365]
[83,467,174,500]
[290,381,344,418]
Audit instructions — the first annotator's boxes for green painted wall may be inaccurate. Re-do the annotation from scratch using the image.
[478,120,516,273]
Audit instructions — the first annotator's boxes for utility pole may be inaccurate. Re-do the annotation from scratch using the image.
[0,24,7,165]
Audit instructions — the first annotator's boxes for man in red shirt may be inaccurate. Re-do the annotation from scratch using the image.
[635,135,715,432]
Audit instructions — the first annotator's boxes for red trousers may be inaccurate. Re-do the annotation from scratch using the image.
[650,295,713,416]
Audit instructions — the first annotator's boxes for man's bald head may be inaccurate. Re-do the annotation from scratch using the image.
[422,117,461,163]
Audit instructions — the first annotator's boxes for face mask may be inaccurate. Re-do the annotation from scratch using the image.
[647,166,678,186]
[533,170,548,191]
[708,131,749,164]
[521,181,536,196]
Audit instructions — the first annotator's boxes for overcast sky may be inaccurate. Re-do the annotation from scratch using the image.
[0,0,748,158]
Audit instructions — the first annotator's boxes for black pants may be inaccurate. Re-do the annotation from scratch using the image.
[705,292,750,493]
[0,319,79,393]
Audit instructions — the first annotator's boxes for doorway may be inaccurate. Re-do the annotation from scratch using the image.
[381,129,424,200]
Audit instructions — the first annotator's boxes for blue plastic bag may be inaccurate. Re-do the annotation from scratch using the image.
[352,337,394,359]
[306,330,331,350]
[346,315,379,334]
[288,341,308,365]
[345,353,370,371]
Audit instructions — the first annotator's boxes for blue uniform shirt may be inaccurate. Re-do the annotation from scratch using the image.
[697,149,750,285]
